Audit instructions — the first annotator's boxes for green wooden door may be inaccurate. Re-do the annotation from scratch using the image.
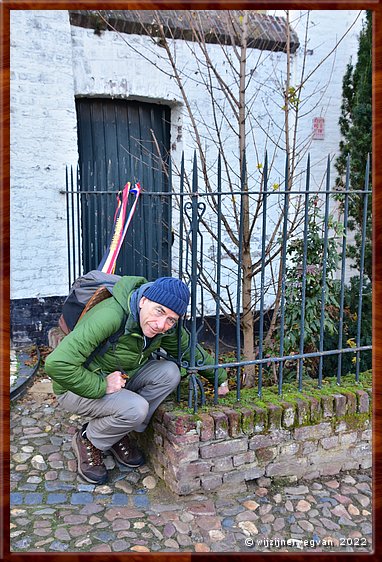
[76,98,172,279]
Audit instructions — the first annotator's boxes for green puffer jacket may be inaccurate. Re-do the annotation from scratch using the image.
[45,276,227,399]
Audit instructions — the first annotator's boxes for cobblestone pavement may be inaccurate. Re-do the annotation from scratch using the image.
[10,378,373,553]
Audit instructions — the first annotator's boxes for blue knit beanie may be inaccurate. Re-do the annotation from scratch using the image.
[144,277,190,316]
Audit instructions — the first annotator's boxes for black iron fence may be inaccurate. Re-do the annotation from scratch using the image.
[64,151,372,411]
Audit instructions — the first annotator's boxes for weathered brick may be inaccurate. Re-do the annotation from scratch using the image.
[266,459,308,478]
[342,391,357,414]
[221,407,242,437]
[223,466,264,484]
[163,440,199,464]
[150,448,169,471]
[199,438,248,459]
[201,473,223,491]
[152,421,168,437]
[309,450,350,469]
[302,441,318,455]
[333,393,347,417]
[320,462,344,476]
[355,390,370,413]
[240,407,254,435]
[321,395,334,418]
[211,456,233,472]
[361,429,372,441]
[249,429,289,450]
[334,420,347,433]
[153,404,166,424]
[233,451,255,467]
[166,476,201,496]
[198,413,214,442]
[321,435,339,449]
[169,460,212,479]
[153,433,163,447]
[361,457,372,469]
[279,442,300,457]
[153,464,165,480]
[342,459,362,470]
[294,422,332,441]
[280,402,295,428]
[253,405,267,432]
[334,416,370,433]
[255,446,278,463]
[165,432,200,446]
[339,432,358,446]
[267,403,283,429]
[210,411,229,440]
[296,399,310,425]
[306,395,322,424]
[163,412,198,435]
[350,442,371,459]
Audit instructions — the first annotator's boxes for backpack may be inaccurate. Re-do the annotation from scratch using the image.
[58,270,127,368]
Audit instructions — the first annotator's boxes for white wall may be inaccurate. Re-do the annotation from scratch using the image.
[10,10,79,300]
[10,9,364,304]
[286,10,364,190]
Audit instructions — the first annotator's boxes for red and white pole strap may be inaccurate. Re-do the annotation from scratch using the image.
[98,181,142,274]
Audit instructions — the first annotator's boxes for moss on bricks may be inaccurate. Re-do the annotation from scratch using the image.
[338,412,370,432]
[280,402,296,429]
[253,405,268,432]
[240,407,255,435]
[267,403,283,429]
[168,371,372,433]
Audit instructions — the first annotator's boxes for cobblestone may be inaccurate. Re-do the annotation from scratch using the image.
[9,377,373,553]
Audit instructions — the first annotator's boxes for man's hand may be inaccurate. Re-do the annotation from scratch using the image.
[217,381,229,396]
[105,371,126,394]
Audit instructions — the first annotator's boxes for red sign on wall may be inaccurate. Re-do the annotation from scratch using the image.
[312,117,325,140]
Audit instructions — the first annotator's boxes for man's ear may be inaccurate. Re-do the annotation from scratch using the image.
[139,296,147,309]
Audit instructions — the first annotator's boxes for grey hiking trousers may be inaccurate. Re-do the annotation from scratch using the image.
[56,359,180,451]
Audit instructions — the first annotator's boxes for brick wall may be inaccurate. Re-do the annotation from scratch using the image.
[11,296,66,347]
[136,387,372,496]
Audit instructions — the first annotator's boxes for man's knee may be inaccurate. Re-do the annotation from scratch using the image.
[118,393,149,425]
[163,361,181,389]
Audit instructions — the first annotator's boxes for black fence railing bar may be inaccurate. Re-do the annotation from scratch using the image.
[337,155,351,384]
[318,156,332,388]
[356,155,370,382]
[64,150,372,412]
[278,153,290,395]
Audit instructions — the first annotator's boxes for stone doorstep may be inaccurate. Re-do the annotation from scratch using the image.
[28,380,54,395]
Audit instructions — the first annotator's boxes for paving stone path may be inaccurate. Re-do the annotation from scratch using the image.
[10,378,373,553]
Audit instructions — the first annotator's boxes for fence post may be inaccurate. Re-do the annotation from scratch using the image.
[278,153,290,395]
[184,152,207,411]
[297,154,311,391]
[337,155,351,383]
[318,156,331,388]
[356,153,370,381]
[258,151,268,398]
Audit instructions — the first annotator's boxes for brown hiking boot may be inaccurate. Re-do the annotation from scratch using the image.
[72,430,108,484]
[110,434,145,468]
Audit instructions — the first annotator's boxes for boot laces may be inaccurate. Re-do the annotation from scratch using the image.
[116,435,130,452]
[84,440,103,466]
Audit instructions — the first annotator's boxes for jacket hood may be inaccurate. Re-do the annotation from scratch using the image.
[112,276,148,314]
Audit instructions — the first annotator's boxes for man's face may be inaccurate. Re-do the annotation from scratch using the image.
[138,297,179,338]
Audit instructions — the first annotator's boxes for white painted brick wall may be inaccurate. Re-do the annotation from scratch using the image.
[10,10,364,302]
[10,10,79,299]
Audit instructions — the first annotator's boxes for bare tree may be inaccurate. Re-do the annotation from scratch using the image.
[96,9,362,386]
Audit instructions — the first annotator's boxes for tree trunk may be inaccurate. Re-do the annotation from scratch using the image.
[242,246,256,386]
